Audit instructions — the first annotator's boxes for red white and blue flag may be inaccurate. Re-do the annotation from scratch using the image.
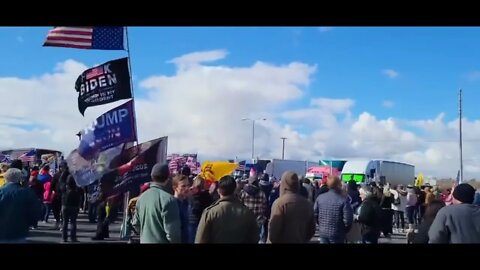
[19,150,36,162]
[43,27,125,50]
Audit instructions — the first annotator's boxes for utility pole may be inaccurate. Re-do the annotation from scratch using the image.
[280,137,287,160]
[459,89,464,184]
[242,118,267,161]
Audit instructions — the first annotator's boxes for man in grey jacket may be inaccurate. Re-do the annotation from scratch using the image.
[428,183,480,243]
[133,163,181,244]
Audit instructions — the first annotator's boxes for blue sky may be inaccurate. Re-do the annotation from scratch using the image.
[2,26,480,178]
[2,27,479,121]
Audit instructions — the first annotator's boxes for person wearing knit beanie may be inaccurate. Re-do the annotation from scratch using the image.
[428,183,480,243]
[452,183,476,204]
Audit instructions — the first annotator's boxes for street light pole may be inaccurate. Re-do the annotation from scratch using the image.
[280,137,287,160]
[242,118,267,162]
[251,120,255,160]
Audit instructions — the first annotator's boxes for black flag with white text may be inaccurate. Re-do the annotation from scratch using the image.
[75,57,132,115]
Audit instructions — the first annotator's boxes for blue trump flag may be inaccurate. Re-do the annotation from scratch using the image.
[78,100,136,160]
[43,27,125,50]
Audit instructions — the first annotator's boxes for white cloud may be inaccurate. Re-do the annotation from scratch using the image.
[16,36,24,43]
[2,52,480,180]
[168,49,228,70]
[466,71,480,81]
[382,100,394,108]
[318,27,333,32]
[310,98,354,113]
[382,69,399,79]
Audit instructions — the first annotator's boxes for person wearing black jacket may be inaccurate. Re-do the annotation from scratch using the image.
[91,175,115,241]
[61,175,82,242]
[50,162,69,230]
[259,174,273,243]
[380,187,394,237]
[357,186,382,244]
[416,187,426,224]
[347,180,361,212]
[188,177,212,243]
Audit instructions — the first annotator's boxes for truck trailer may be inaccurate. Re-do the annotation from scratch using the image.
[341,159,415,186]
[265,159,317,180]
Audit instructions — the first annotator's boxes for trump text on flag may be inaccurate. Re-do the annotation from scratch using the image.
[77,100,136,160]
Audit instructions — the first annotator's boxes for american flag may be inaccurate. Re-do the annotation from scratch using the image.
[19,150,36,162]
[86,66,105,80]
[237,160,246,171]
[43,27,125,50]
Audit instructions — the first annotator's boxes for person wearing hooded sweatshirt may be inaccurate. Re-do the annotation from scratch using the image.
[428,183,480,243]
[268,171,315,243]
[240,176,268,242]
[314,175,353,244]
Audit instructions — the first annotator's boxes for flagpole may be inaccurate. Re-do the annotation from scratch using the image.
[124,26,139,147]
[122,26,138,241]
[459,89,464,184]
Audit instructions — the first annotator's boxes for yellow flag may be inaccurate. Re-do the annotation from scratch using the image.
[416,173,424,187]
[200,161,239,182]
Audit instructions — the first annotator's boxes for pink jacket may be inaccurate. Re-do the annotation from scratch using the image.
[43,181,54,204]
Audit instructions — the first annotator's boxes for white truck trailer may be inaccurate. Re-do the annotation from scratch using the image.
[340,159,415,186]
[265,159,317,180]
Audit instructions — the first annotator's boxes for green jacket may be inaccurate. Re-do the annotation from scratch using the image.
[195,195,259,243]
[133,183,181,243]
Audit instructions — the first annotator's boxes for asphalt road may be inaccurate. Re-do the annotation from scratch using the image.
[27,212,407,244]
[27,212,124,244]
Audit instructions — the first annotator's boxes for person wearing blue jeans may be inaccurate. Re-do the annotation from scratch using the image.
[43,203,51,222]
[188,223,198,243]
[319,237,344,244]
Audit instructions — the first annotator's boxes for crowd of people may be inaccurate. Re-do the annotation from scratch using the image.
[1,158,480,244]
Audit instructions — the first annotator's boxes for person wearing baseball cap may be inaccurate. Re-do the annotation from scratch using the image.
[428,183,480,243]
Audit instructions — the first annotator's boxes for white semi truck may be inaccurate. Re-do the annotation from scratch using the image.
[340,159,415,186]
